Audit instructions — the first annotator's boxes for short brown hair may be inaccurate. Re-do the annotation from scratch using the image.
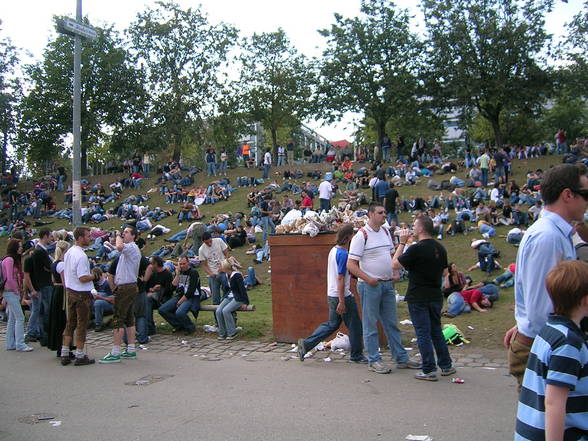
[73,226,90,241]
[368,202,384,213]
[415,214,435,237]
[541,164,587,205]
[336,224,355,245]
[546,260,588,317]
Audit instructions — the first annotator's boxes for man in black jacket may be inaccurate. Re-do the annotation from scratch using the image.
[158,256,201,335]
[24,227,54,345]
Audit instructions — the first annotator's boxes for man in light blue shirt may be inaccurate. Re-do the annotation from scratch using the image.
[505,164,588,388]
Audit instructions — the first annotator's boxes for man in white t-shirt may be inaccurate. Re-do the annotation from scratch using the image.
[198,231,230,305]
[318,174,334,212]
[263,149,272,179]
[61,226,97,366]
[297,224,366,363]
[347,202,420,374]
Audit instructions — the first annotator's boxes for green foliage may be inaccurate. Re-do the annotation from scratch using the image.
[0,36,22,173]
[16,19,145,175]
[422,0,553,148]
[542,94,588,141]
[318,0,423,153]
[128,0,238,162]
[239,28,314,152]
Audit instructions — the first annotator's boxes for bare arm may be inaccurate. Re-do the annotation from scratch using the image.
[545,384,568,441]
[115,231,124,252]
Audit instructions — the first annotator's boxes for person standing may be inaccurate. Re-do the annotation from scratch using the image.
[47,241,70,356]
[383,183,400,226]
[259,195,275,242]
[219,148,228,176]
[198,231,230,306]
[286,139,295,165]
[504,164,588,388]
[263,149,272,180]
[3,239,33,352]
[555,128,567,155]
[318,174,334,212]
[242,143,250,168]
[347,202,420,374]
[392,214,455,381]
[23,227,54,346]
[298,224,366,363]
[277,145,286,166]
[142,152,151,178]
[477,149,491,187]
[205,147,217,177]
[99,226,141,364]
[61,227,97,366]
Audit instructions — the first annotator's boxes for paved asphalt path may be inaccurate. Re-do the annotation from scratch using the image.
[0,348,517,441]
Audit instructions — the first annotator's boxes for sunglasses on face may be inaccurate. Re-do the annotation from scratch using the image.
[571,188,588,201]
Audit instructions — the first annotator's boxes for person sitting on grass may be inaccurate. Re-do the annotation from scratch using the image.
[515,260,588,441]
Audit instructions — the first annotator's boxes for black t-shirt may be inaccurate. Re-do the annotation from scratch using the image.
[384,188,399,213]
[26,246,53,290]
[398,239,448,304]
[146,269,174,303]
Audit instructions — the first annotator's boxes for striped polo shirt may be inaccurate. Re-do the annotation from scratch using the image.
[515,316,588,441]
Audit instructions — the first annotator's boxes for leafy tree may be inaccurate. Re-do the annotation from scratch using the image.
[421,0,553,148]
[0,36,22,173]
[17,19,145,174]
[239,28,314,155]
[317,0,424,156]
[128,0,237,162]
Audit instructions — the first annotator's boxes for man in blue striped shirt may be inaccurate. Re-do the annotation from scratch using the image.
[515,261,588,441]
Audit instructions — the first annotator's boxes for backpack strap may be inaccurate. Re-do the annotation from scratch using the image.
[360,226,391,245]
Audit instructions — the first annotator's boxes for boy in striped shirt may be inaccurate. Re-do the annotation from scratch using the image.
[515,260,588,441]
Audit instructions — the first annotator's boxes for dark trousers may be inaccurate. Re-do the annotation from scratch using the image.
[407,301,452,374]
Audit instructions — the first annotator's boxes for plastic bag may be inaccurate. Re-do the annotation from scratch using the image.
[330,332,351,351]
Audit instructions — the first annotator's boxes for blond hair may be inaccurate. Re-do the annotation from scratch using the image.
[220,259,233,273]
[54,240,70,262]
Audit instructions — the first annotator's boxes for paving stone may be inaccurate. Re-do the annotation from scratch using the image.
[484,363,502,367]
[477,358,490,364]
[469,362,483,367]
[469,354,483,359]
[457,357,473,363]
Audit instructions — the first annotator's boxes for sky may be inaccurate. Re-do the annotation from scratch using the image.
[1,0,584,142]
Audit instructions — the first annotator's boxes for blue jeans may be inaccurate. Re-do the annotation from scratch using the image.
[244,267,257,287]
[5,291,28,350]
[481,168,488,187]
[27,294,41,339]
[259,216,275,243]
[302,296,364,360]
[277,156,285,166]
[167,230,187,242]
[387,212,398,226]
[218,161,227,175]
[494,270,514,288]
[216,297,244,337]
[57,175,65,191]
[134,291,149,344]
[319,198,331,212]
[358,281,408,364]
[159,296,200,332]
[447,293,470,316]
[480,284,499,301]
[208,273,228,305]
[408,301,452,374]
[207,162,216,176]
[263,165,270,179]
[93,299,113,327]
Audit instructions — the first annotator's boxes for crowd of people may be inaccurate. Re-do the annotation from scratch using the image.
[2,132,588,440]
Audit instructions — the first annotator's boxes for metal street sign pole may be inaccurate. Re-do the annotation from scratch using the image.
[71,0,83,226]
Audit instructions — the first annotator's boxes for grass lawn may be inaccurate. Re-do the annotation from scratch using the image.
[8,154,564,350]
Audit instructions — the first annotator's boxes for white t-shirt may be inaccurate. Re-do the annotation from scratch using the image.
[115,241,141,285]
[63,245,94,291]
[318,180,333,200]
[348,224,394,280]
[490,188,500,202]
[264,152,272,166]
[198,238,228,275]
[327,246,352,298]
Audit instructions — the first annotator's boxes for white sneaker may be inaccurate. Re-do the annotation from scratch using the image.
[368,361,392,374]
[17,346,34,352]
[437,234,442,240]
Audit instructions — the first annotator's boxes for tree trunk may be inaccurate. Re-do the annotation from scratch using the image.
[271,127,278,160]
[1,130,7,174]
[376,118,386,161]
[489,117,503,148]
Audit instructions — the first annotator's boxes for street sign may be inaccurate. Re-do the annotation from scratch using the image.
[56,17,97,40]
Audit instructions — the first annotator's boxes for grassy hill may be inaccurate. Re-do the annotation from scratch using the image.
[5,154,564,350]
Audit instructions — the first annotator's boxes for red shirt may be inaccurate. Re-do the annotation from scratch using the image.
[302,196,313,209]
[460,289,483,306]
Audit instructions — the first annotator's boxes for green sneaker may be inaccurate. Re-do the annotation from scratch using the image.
[121,350,137,360]
[98,353,121,364]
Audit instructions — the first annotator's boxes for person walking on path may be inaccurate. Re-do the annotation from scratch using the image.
[504,164,588,388]
[99,226,141,364]
[298,224,367,363]
[393,214,455,381]
[347,202,420,374]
